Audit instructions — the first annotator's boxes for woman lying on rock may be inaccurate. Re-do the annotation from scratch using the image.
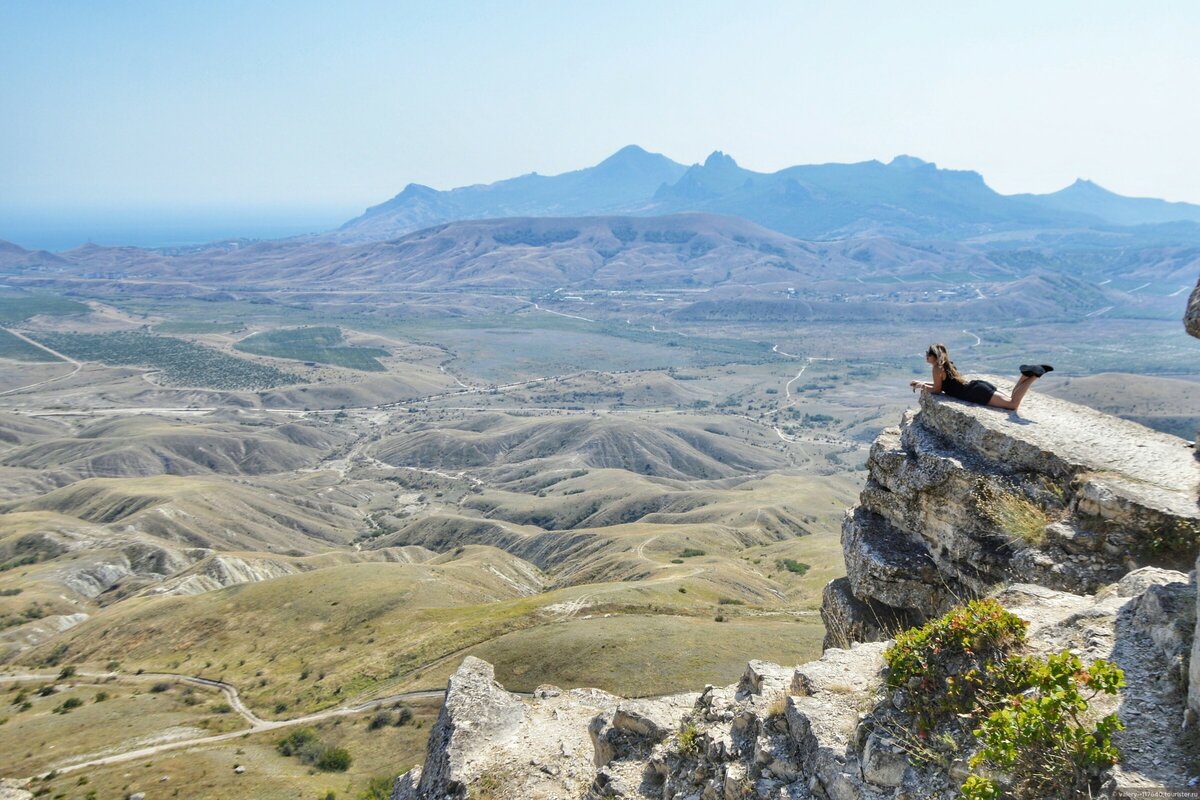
[910,343,1052,412]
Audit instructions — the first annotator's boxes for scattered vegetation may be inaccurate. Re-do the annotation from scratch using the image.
[884,598,1028,732]
[1141,517,1200,565]
[234,326,389,371]
[678,548,706,558]
[493,227,579,246]
[29,331,299,389]
[775,558,810,575]
[0,554,38,573]
[677,722,701,757]
[276,727,353,771]
[976,485,1050,547]
[882,601,1125,799]
[355,776,396,800]
[52,696,84,714]
[963,653,1124,800]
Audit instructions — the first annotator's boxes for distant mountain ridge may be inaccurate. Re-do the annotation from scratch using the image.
[1015,178,1200,227]
[335,146,1200,243]
[339,145,688,242]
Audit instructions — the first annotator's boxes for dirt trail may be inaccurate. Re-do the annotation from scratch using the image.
[0,329,81,396]
[0,669,447,777]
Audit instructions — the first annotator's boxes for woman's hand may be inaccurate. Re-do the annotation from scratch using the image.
[909,380,925,393]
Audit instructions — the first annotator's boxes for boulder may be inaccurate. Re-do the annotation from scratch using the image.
[861,733,907,787]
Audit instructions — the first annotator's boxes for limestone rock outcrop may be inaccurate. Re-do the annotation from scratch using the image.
[822,384,1200,649]
[394,568,1194,798]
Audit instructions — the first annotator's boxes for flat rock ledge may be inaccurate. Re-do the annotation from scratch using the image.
[393,569,1195,798]
[822,384,1200,649]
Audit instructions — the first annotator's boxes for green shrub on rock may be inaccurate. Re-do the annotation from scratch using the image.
[963,652,1124,800]
[884,598,1028,732]
[883,600,1126,799]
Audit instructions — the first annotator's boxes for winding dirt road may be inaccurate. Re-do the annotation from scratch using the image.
[0,669,448,778]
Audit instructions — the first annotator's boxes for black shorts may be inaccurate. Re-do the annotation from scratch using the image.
[961,379,997,405]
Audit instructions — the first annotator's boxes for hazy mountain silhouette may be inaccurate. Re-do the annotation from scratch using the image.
[1015,178,1200,227]
[335,147,1200,243]
[338,145,688,242]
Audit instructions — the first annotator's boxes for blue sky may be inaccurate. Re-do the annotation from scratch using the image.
[1,0,1197,243]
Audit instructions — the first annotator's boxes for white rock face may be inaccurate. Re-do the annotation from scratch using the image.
[145,555,301,596]
[823,387,1200,646]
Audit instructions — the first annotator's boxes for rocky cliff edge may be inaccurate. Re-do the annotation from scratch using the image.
[392,380,1200,798]
[821,380,1199,647]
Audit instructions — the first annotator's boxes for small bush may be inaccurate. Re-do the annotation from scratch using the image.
[211,702,232,713]
[394,706,413,726]
[315,746,352,772]
[884,599,1028,732]
[717,597,743,605]
[963,652,1124,800]
[149,681,172,693]
[678,723,700,757]
[57,666,76,680]
[356,776,395,800]
[368,710,392,730]
[276,727,319,757]
[53,697,84,714]
[93,691,109,703]
[679,548,706,558]
[775,558,810,575]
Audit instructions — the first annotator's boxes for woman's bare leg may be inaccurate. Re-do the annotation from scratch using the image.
[988,375,1036,411]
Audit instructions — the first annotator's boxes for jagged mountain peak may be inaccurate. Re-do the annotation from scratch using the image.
[702,150,740,169]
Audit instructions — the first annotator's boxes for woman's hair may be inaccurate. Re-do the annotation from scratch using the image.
[926,343,965,383]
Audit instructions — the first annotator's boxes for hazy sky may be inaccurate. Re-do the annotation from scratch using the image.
[2,0,1197,226]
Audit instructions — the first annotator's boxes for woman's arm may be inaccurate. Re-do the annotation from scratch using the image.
[909,365,944,394]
